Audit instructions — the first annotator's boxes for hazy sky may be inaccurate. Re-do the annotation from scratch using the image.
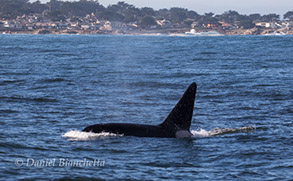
[97,0,292,16]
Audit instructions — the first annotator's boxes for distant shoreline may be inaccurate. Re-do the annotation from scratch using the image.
[1,28,293,36]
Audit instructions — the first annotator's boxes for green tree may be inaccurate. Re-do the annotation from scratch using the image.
[139,16,156,28]
[284,11,293,20]
[60,0,103,17]
[48,0,62,12]
[98,10,124,21]
[187,10,200,20]
[140,7,155,17]
[156,8,170,20]
[199,12,219,25]
[261,14,280,21]
[217,10,240,24]
[248,13,261,21]
[123,8,140,23]
[47,10,65,21]
[239,20,255,29]
[0,0,32,19]
[116,2,140,23]
[170,7,188,23]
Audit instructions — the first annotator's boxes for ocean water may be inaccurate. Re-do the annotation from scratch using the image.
[0,34,292,180]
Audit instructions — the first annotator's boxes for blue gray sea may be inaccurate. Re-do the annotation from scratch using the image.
[0,34,292,180]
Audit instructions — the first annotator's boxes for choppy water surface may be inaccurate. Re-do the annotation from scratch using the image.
[0,35,292,180]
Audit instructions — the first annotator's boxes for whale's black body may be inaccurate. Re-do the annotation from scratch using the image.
[83,82,197,138]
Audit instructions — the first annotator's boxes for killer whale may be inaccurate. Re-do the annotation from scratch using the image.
[82,82,197,138]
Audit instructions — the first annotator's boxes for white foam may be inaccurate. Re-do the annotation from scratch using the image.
[191,126,256,137]
[62,130,123,141]
[191,128,209,137]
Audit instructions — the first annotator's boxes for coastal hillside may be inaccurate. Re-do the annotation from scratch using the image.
[0,0,292,35]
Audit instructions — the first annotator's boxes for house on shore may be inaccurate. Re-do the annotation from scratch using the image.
[255,21,282,29]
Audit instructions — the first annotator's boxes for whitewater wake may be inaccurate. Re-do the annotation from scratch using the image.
[191,126,256,137]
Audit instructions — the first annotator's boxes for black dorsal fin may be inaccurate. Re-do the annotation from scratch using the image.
[159,82,196,132]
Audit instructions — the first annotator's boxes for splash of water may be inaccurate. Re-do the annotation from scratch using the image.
[62,130,123,141]
[191,126,256,137]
